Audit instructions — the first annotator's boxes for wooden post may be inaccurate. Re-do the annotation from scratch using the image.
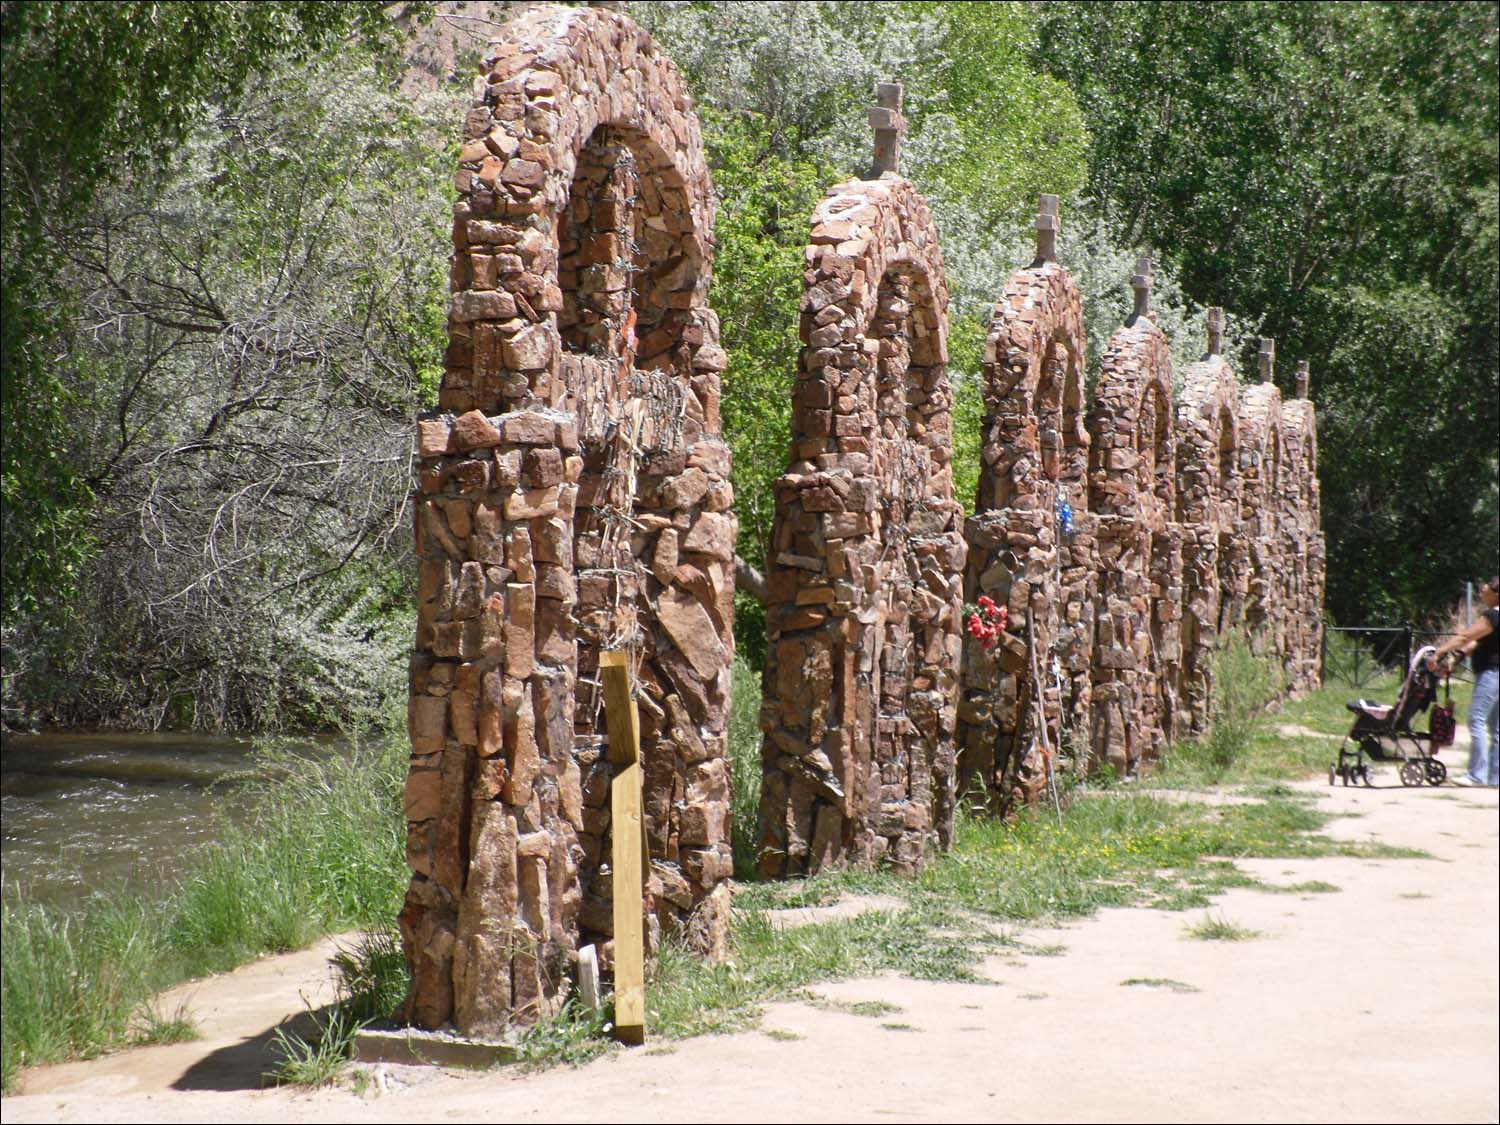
[599,649,646,1045]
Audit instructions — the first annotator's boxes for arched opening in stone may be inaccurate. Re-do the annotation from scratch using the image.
[1060,346,1090,512]
[1034,339,1067,498]
[1138,380,1176,747]
[1217,405,1236,504]
[1265,426,1281,508]
[1215,403,1241,635]
[550,120,719,950]
[1138,382,1173,520]
[871,264,955,861]
[558,124,701,367]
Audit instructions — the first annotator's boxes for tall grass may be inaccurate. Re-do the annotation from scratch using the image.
[1202,631,1277,774]
[728,657,764,878]
[1161,630,1279,783]
[1,736,409,1092]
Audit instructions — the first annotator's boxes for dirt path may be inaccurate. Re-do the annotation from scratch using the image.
[6,774,1496,1124]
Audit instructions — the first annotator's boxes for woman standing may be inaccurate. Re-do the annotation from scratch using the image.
[1430,576,1500,787]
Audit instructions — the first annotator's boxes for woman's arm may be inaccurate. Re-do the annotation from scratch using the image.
[1430,614,1496,664]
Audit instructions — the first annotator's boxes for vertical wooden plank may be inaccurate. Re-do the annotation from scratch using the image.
[599,649,646,1045]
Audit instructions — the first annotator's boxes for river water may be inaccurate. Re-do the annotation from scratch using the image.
[1,730,322,907]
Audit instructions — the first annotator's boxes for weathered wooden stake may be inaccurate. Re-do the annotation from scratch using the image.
[600,649,646,1045]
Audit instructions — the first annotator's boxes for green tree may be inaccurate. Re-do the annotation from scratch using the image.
[1,1,398,623]
[1034,0,1500,622]
[2,6,454,728]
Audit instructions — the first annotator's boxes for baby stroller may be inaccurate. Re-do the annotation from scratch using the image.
[1331,644,1455,787]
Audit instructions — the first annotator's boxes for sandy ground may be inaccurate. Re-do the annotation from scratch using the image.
[6,769,1497,1124]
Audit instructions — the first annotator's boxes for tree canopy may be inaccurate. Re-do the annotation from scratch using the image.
[2,0,1494,727]
[1033,0,1499,623]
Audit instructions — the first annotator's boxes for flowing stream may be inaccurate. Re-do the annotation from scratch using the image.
[1,730,327,907]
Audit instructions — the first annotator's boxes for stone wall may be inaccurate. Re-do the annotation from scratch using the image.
[399,4,734,1037]
[957,197,1093,811]
[756,168,965,877]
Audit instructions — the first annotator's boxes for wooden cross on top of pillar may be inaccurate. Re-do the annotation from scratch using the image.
[1258,337,1276,383]
[1295,359,1310,399]
[1206,307,1224,357]
[1129,254,1153,323]
[1034,193,1060,264]
[867,81,907,178]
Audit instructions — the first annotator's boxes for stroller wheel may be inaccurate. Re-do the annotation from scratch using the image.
[1424,759,1447,786]
[1361,764,1376,787]
[1399,760,1425,787]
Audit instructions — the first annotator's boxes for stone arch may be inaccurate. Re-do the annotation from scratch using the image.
[401,5,734,1037]
[1238,373,1285,658]
[1088,276,1178,777]
[1174,327,1241,732]
[1281,383,1324,693]
[758,175,963,877]
[959,197,1093,810]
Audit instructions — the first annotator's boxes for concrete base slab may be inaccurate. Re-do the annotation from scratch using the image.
[351,1025,518,1069]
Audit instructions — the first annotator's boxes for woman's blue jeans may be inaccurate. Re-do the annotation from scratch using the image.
[1468,668,1500,786]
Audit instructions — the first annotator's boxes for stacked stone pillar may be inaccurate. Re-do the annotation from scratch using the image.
[958,196,1092,810]
[1087,258,1178,776]
[1238,340,1286,662]
[1173,310,1241,732]
[400,5,733,1037]
[757,100,963,876]
[1280,361,1325,693]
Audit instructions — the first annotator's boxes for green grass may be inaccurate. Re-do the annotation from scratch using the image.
[1158,647,1475,788]
[800,994,903,1018]
[133,1003,200,1046]
[1262,879,1341,895]
[729,658,764,879]
[1,735,409,1092]
[1121,977,1201,993]
[269,1008,366,1088]
[266,927,412,1087]
[626,788,1415,1052]
[1184,913,1262,941]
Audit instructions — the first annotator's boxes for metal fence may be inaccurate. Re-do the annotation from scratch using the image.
[1323,624,1468,689]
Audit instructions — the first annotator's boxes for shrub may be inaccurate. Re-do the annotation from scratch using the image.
[1201,631,1278,776]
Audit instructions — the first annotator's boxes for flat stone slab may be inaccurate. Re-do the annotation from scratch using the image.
[764,893,907,932]
[352,1024,519,1069]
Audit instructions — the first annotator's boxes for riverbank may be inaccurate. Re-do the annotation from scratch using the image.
[6,773,1494,1122]
[0,737,407,1090]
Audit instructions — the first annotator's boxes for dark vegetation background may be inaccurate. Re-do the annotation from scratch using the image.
[3,0,1496,732]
